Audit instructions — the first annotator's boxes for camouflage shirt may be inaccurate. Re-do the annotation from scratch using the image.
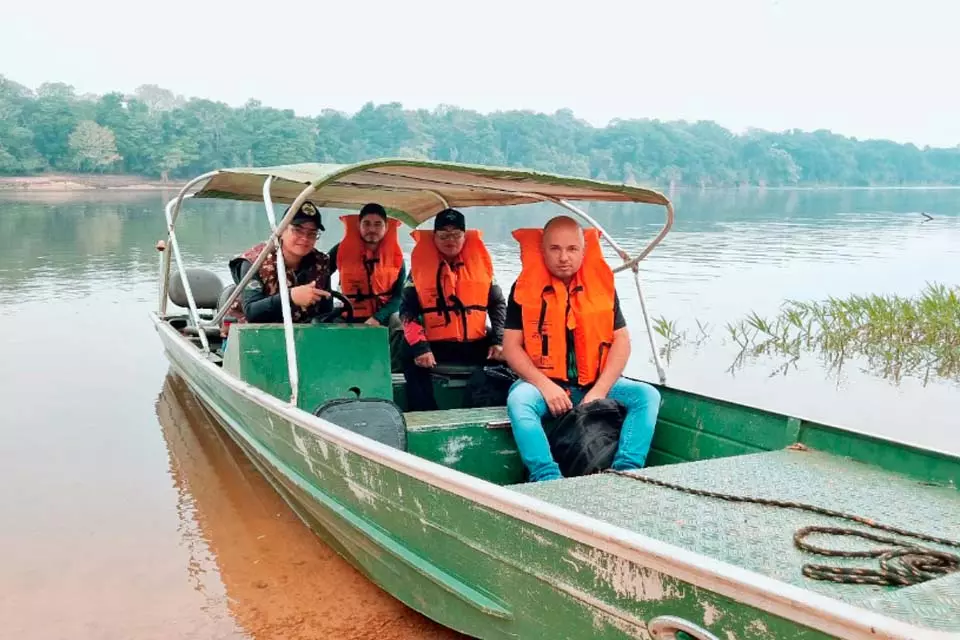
[227,242,332,323]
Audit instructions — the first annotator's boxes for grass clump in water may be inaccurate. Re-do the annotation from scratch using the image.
[655,284,960,384]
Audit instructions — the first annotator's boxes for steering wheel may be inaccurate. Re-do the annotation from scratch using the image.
[314,290,356,324]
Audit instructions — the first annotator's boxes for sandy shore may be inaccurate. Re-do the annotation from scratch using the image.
[0,173,186,191]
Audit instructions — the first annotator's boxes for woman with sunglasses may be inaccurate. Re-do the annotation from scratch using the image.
[226,201,334,324]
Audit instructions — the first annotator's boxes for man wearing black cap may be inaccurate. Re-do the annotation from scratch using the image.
[399,208,507,411]
[328,202,407,327]
[227,200,334,324]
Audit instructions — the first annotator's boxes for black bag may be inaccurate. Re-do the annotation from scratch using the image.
[313,398,407,451]
[547,398,626,477]
[466,365,518,408]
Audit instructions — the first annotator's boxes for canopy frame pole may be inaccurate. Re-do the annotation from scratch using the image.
[547,197,670,384]
[550,198,632,262]
[261,176,301,406]
[211,183,318,326]
[630,267,667,384]
[425,190,449,208]
[163,193,211,354]
[160,171,218,316]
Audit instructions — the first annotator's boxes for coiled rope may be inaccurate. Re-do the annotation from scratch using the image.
[604,469,960,586]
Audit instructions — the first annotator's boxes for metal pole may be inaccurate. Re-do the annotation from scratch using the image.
[160,171,218,316]
[632,266,667,384]
[210,182,318,325]
[159,197,177,316]
[262,176,301,406]
[611,201,675,274]
[425,190,449,208]
[157,238,166,312]
[551,198,632,262]
[163,197,211,354]
[549,198,672,384]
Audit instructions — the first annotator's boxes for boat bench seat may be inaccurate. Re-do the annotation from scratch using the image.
[515,448,960,629]
[404,407,525,485]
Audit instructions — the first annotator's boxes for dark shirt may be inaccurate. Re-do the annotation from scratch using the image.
[328,241,408,325]
[504,282,626,382]
[399,277,508,357]
[231,252,333,323]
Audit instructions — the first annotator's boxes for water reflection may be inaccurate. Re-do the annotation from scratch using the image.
[1,188,958,638]
[1,189,957,449]
[155,374,458,639]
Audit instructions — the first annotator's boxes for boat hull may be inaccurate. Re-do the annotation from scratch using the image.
[155,318,937,640]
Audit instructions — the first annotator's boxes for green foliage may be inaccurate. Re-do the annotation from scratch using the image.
[68,120,121,172]
[2,74,960,185]
[669,284,960,385]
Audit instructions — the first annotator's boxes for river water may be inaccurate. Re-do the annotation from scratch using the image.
[1,188,958,639]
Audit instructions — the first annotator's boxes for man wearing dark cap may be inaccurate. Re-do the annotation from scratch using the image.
[399,208,507,411]
[328,202,407,327]
[227,200,333,324]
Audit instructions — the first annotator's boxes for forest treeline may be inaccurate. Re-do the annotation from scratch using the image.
[2,76,959,187]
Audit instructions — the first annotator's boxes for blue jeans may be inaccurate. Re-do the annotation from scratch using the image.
[507,378,661,482]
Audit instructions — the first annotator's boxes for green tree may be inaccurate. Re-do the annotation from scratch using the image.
[0,76,46,174]
[68,120,121,172]
[3,75,960,186]
[23,83,83,169]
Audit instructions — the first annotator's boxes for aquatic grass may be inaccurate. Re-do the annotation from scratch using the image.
[653,315,686,363]
[655,283,960,385]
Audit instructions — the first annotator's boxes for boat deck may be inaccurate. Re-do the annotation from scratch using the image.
[514,448,960,631]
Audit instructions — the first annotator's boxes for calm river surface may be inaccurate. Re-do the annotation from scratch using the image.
[1,188,958,639]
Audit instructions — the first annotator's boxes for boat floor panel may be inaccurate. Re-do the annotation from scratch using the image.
[860,572,960,632]
[513,449,960,629]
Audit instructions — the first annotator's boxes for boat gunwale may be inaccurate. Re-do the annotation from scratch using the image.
[649,380,960,473]
[154,315,954,640]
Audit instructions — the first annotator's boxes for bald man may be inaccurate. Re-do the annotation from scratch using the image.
[502,215,661,482]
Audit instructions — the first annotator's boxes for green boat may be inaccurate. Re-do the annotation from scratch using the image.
[152,160,960,640]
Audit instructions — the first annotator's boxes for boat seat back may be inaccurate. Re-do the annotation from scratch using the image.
[222,323,394,412]
[314,398,407,451]
[217,284,237,312]
[169,268,224,310]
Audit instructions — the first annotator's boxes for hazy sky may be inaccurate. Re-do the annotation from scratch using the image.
[3,0,958,146]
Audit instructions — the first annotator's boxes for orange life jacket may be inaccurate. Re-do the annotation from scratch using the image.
[410,229,493,342]
[336,214,404,320]
[512,228,616,386]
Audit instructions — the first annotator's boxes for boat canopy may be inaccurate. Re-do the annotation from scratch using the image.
[162,158,674,388]
[190,159,670,225]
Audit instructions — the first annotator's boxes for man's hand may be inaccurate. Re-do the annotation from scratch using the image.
[538,379,573,417]
[414,352,437,368]
[364,317,381,327]
[290,284,330,307]
[582,386,608,406]
[486,345,504,361]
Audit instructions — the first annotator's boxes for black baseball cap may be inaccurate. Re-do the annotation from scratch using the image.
[359,202,387,220]
[288,201,325,231]
[434,208,465,232]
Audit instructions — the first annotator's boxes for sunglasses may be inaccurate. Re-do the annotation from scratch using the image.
[290,224,319,240]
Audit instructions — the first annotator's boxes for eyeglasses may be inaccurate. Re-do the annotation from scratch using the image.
[290,225,319,240]
[436,231,464,242]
